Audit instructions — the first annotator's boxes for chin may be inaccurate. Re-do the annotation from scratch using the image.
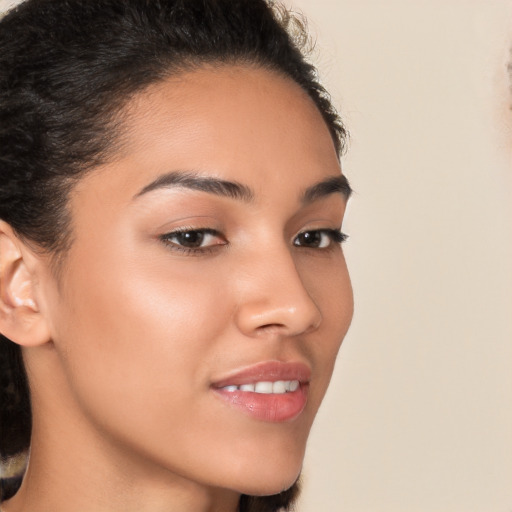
[217,420,312,496]
[228,453,304,497]
[236,475,301,498]
[244,474,300,498]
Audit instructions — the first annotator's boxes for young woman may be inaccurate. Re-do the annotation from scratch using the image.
[0,1,353,510]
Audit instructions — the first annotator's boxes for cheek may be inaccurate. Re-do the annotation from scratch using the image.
[298,250,353,332]
[51,249,227,434]
[298,253,353,397]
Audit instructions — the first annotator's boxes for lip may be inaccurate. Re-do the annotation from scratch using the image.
[211,361,311,389]
[211,361,311,423]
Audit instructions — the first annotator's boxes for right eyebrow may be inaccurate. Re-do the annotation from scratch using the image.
[133,171,254,202]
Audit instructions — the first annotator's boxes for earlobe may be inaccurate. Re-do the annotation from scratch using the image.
[0,221,51,347]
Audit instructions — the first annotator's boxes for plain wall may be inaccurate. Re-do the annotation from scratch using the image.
[1,0,511,510]
[287,1,512,511]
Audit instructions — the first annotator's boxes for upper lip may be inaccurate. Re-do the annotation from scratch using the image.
[211,360,312,388]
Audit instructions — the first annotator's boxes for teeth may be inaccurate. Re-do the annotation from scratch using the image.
[288,380,300,392]
[221,380,300,394]
[254,381,273,394]
[273,381,287,394]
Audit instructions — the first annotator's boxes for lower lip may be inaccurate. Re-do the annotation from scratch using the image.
[213,385,308,422]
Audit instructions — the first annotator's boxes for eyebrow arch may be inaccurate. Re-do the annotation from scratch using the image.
[302,174,352,204]
[134,171,254,202]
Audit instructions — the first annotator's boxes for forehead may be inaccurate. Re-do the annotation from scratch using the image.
[74,65,342,206]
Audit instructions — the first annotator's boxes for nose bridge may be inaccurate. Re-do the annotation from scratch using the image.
[234,242,322,337]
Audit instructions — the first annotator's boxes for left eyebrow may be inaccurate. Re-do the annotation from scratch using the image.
[302,174,352,204]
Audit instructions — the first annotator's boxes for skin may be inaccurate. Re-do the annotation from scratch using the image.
[0,65,353,512]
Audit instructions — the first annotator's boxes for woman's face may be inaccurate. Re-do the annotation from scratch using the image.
[35,65,353,496]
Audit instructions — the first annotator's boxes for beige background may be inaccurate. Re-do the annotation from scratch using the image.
[286,1,512,511]
[1,0,511,510]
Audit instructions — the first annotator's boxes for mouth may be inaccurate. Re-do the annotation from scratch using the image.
[211,361,310,423]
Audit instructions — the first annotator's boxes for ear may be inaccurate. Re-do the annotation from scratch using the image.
[0,220,51,347]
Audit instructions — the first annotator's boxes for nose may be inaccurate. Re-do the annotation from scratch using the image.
[234,247,322,338]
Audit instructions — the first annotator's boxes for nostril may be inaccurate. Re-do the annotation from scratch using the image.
[256,323,286,335]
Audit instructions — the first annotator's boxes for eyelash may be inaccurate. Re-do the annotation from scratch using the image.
[159,227,348,255]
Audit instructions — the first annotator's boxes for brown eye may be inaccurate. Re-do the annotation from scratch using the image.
[293,229,348,249]
[295,231,324,248]
[172,231,207,248]
[161,229,226,251]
